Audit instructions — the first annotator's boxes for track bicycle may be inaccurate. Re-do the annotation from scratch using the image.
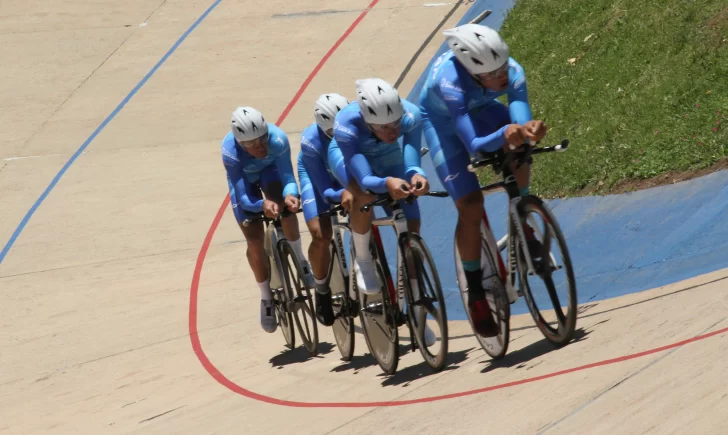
[455,139,578,359]
[242,208,319,355]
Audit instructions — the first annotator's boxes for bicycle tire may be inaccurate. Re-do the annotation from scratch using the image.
[271,255,295,350]
[455,217,510,359]
[514,195,577,347]
[402,233,449,372]
[329,239,355,361]
[279,240,319,355]
[357,230,399,376]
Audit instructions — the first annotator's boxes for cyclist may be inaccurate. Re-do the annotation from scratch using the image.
[222,106,310,334]
[418,24,547,337]
[297,93,354,327]
[331,78,435,347]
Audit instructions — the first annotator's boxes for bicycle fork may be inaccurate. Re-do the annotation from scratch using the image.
[508,197,539,276]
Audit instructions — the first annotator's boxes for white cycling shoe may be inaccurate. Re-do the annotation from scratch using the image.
[411,298,437,347]
[354,258,380,295]
[260,299,277,333]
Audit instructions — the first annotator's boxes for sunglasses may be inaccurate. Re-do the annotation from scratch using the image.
[240,133,269,149]
[476,62,509,81]
[369,117,402,133]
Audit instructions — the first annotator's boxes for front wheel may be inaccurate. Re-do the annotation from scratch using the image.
[402,233,448,372]
[329,239,355,361]
[514,195,577,347]
[279,240,319,355]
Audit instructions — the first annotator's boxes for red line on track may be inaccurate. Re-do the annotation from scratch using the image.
[188,0,728,408]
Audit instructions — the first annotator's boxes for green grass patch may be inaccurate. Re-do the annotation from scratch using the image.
[483,0,728,197]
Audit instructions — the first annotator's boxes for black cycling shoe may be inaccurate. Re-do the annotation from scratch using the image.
[468,289,500,338]
[315,289,335,327]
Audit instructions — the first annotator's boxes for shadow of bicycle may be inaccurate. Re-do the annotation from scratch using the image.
[268,342,335,368]
[479,325,596,373]
[330,352,379,374]
[377,347,476,388]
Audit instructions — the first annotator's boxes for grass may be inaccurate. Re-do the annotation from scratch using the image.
[481,0,728,197]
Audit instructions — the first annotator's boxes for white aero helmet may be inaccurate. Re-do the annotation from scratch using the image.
[355,78,404,125]
[443,23,509,75]
[231,106,268,142]
[314,93,349,134]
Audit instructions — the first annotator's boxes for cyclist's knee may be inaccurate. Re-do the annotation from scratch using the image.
[308,218,332,243]
[455,191,484,223]
[242,223,264,246]
[349,182,375,209]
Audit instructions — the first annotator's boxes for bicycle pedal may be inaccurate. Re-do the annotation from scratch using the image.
[363,302,383,315]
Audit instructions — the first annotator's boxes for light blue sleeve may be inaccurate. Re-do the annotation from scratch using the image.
[506,59,533,126]
[301,134,343,203]
[334,115,388,193]
[272,132,300,198]
[223,151,263,213]
[401,101,426,180]
[439,62,508,154]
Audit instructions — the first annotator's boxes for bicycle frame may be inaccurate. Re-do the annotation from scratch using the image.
[262,219,287,291]
[471,140,570,283]
[327,208,359,318]
[371,206,410,313]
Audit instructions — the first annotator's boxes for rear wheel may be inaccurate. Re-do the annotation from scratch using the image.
[357,231,399,375]
[455,217,510,359]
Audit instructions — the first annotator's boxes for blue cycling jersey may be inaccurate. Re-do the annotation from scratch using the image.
[332,100,426,194]
[222,123,298,213]
[419,50,532,154]
[298,123,347,203]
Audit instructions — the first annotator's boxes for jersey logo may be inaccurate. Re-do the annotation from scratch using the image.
[439,77,463,94]
[302,198,316,206]
[334,123,357,138]
[444,172,460,182]
[222,148,239,163]
[512,75,525,90]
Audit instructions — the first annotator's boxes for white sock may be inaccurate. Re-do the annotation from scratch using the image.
[258,280,272,301]
[352,230,372,262]
[314,276,327,286]
[289,237,306,262]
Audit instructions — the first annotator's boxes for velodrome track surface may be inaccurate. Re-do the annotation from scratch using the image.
[2,0,727,433]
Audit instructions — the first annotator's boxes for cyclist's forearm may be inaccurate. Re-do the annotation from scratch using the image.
[349,154,387,193]
[508,99,532,126]
[454,113,508,154]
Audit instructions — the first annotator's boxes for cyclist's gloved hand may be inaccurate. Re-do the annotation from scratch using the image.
[385,177,411,200]
[410,174,430,196]
[263,199,279,219]
[284,194,300,212]
[504,124,528,149]
[524,120,548,142]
